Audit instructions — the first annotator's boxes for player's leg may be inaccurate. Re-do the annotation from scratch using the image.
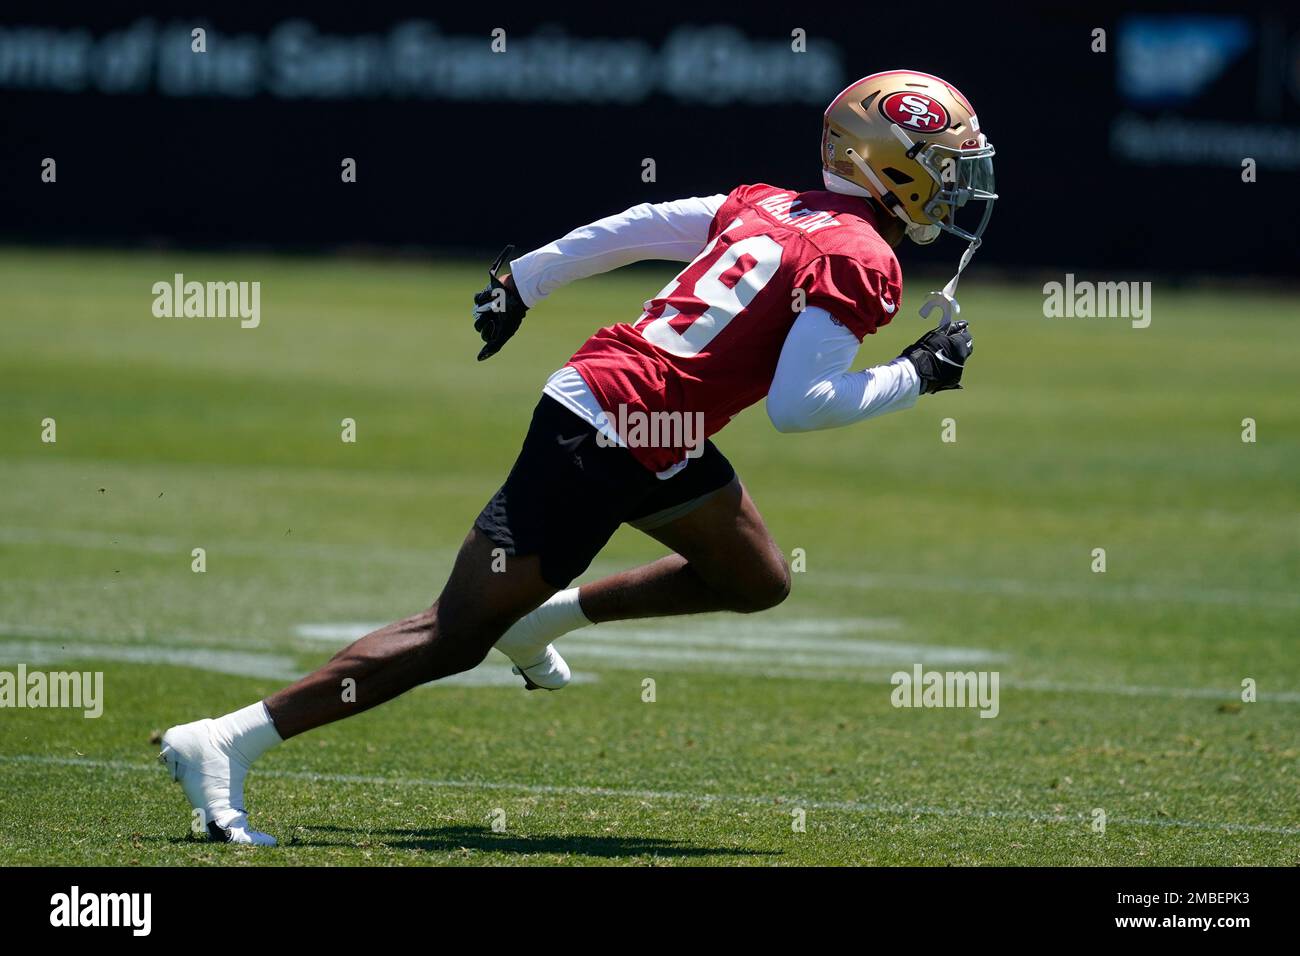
[159,528,555,844]
[493,466,791,665]
[264,530,554,738]
[158,395,625,844]
[583,476,791,620]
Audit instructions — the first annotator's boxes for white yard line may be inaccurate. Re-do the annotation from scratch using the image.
[1,620,1290,701]
[571,632,1000,663]
[297,621,1002,669]
[3,754,1297,837]
[0,639,300,681]
[297,619,1000,665]
[4,524,1295,609]
[295,621,1296,702]
[562,642,991,669]
[297,617,905,644]
[0,639,594,688]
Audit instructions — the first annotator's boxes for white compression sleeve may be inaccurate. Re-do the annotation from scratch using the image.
[494,587,591,666]
[765,306,921,433]
[509,195,726,308]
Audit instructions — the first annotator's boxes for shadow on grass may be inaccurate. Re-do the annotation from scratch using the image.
[290,824,779,860]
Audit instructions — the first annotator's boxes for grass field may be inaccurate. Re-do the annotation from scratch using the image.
[0,247,1297,866]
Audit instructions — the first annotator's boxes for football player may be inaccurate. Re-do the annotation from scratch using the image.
[160,70,996,844]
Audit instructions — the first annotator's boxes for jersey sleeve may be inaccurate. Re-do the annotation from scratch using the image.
[510,195,726,308]
[794,253,902,340]
[765,306,920,433]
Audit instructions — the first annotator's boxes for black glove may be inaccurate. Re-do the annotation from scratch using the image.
[473,245,528,361]
[899,319,973,394]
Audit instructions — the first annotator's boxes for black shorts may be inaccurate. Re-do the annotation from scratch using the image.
[474,395,737,589]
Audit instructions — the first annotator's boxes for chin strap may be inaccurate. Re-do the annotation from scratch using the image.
[918,237,981,329]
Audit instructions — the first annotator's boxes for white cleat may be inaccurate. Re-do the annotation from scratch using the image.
[214,812,277,847]
[158,719,277,846]
[510,644,571,691]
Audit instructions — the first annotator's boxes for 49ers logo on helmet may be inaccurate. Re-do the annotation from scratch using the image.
[879,91,950,133]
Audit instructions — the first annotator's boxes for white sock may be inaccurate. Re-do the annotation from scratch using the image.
[209,701,282,766]
[494,587,592,667]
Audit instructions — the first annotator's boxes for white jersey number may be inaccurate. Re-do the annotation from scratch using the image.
[639,219,784,358]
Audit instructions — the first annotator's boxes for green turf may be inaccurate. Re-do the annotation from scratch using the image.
[1,247,1297,866]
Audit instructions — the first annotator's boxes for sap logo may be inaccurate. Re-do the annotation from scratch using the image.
[1117,15,1252,107]
[50,886,151,936]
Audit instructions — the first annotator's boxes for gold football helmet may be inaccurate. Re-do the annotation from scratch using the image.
[822,70,996,247]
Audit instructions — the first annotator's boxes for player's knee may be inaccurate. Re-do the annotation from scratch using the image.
[732,556,791,613]
[442,639,493,675]
[421,601,502,676]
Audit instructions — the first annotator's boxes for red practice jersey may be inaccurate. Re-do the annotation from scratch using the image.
[567,183,903,473]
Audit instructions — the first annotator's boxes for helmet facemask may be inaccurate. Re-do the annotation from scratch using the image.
[916,141,997,245]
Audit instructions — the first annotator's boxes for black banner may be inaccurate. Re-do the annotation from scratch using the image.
[0,865,1285,940]
[2,2,1297,276]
